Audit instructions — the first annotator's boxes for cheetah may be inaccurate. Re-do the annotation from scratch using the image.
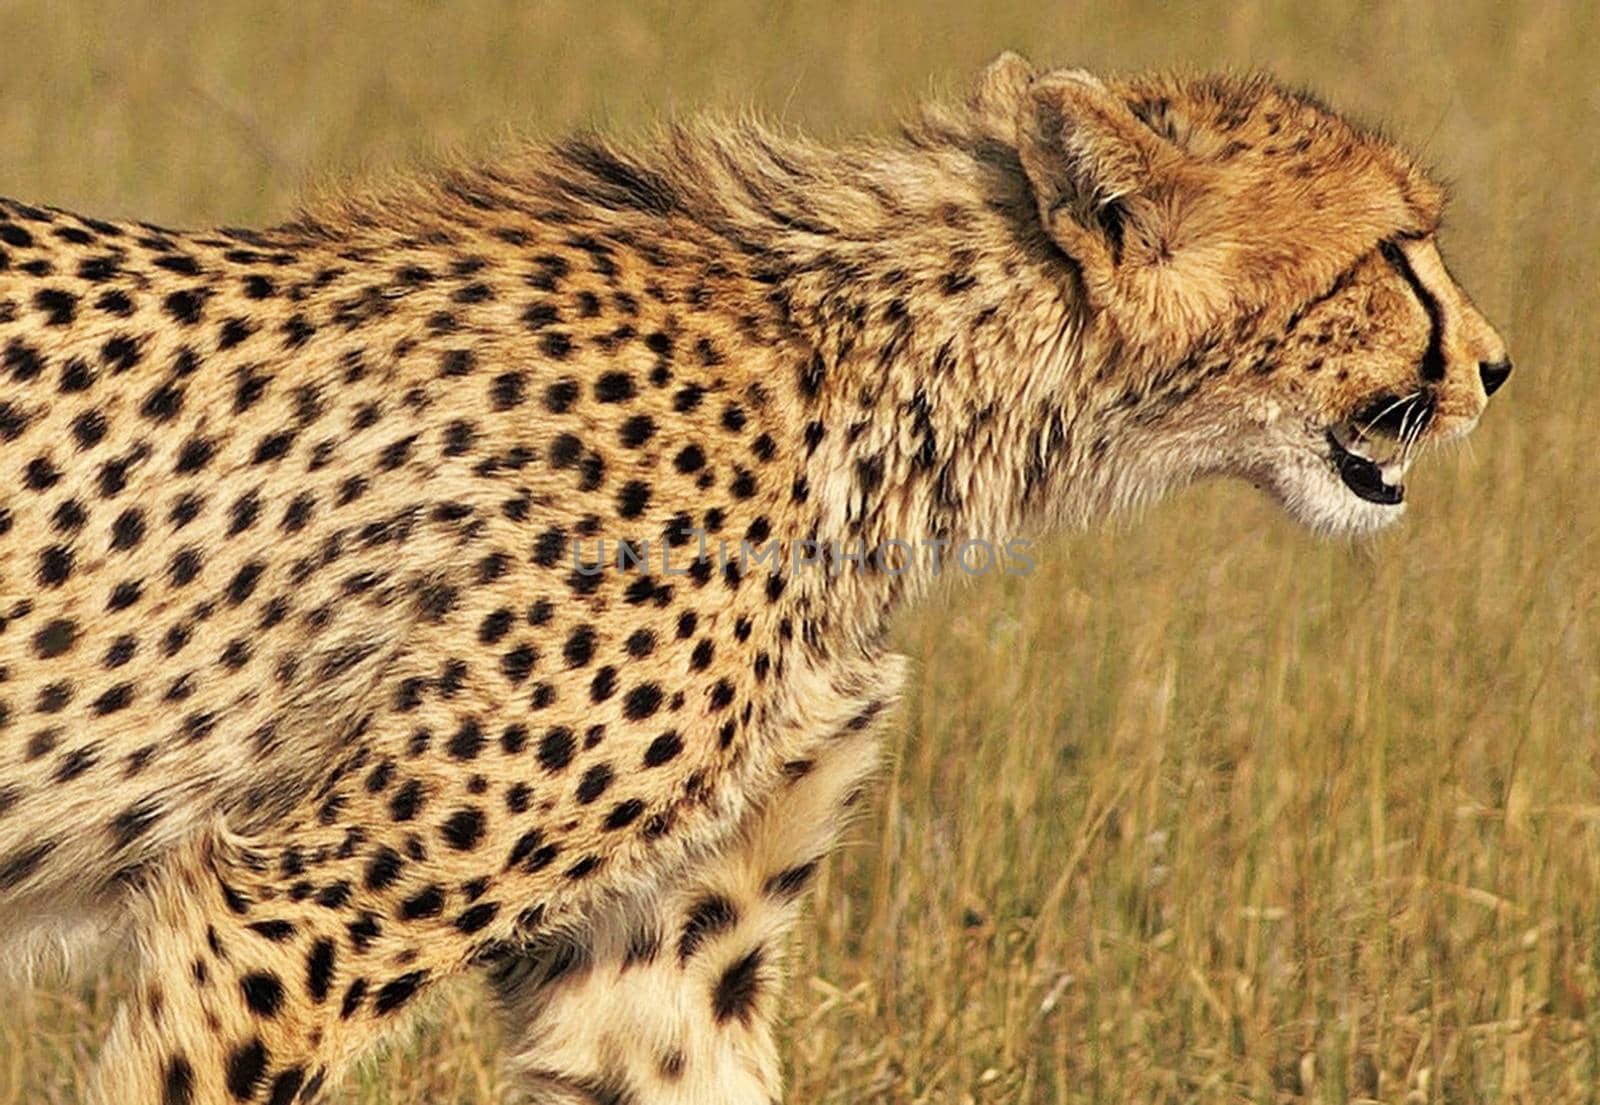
[0,52,1509,1103]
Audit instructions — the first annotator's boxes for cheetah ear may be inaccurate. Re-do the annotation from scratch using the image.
[1015,70,1186,310]
[968,52,1037,139]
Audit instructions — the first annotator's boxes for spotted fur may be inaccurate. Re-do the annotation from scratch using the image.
[0,53,1507,1102]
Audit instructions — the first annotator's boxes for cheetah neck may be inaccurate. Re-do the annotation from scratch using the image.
[689,133,1178,645]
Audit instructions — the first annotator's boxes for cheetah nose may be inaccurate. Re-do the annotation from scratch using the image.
[1479,359,1512,397]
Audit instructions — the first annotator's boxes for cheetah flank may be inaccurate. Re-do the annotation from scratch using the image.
[0,53,1509,1103]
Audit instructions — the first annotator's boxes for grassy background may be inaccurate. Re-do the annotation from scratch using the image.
[1,1,1595,1101]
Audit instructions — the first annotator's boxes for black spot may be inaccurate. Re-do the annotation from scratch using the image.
[563,625,596,667]
[440,807,486,851]
[492,372,526,410]
[595,372,636,403]
[522,301,560,330]
[252,431,294,464]
[32,618,77,658]
[91,683,134,715]
[619,414,655,447]
[507,829,557,872]
[565,855,603,880]
[399,886,444,920]
[162,1055,195,1105]
[219,638,251,670]
[540,331,574,359]
[234,367,269,412]
[712,946,764,1023]
[163,289,204,325]
[443,419,475,456]
[95,289,134,316]
[108,579,143,610]
[154,253,201,276]
[643,730,682,767]
[576,763,613,804]
[622,683,663,720]
[0,840,58,888]
[169,494,203,529]
[169,547,203,587]
[617,480,650,518]
[265,1068,303,1105]
[672,383,704,413]
[678,895,738,962]
[281,313,315,347]
[5,339,43,382]
[454,901,499,934]
[339,978,367,1018]
[589,665,617,703]
[71,410,107,449]
[364,847,403,890]
[305,939,336,1003]
[478,608,514,644]
[37,544,74,587]
[373,970,426,1014]
[538,726,575,772]
[224,1039,267,1100]
[501,644,536,684]
[548,433,582,469]
[23,455,59,490]
[240,972,284,1016]
[221,563,265,606]
[34,288,78,325]
[218,317,254,349]
[544,378,579,413]
[316,881,350,909]
[174,437,215,475]
[659,1050,685,1082]
[763,860,819,900]
[350,401,380,431]
[103,635,136,668]
[96,336,142,377]
[578,452,605,491]
[227,495,260,537]
[247,919,295,942]
[448,718,485,760]
[58,357,94,392]
[672,443,706,474]
[603,798,644,830]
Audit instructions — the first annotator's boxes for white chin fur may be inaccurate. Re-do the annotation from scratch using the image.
[1261,451,1406,538]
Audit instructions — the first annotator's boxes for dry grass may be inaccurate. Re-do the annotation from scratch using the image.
[1,1,1596,1101]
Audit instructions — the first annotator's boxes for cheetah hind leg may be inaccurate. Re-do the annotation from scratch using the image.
[87,822,438,1105]
[489,719,885,1104]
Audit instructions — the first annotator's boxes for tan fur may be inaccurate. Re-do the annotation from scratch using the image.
[0,54,1507,1102]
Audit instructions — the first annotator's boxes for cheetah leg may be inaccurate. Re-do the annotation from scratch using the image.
[490,718,885,1104]
[87,823,442,1105]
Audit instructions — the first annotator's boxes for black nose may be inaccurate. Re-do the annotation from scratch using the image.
[1479,359,1512,396]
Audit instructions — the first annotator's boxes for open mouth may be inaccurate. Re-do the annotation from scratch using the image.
[1326,427,1406,505]
[1323,392,1433,507]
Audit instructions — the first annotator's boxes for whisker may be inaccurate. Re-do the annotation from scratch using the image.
[1357,389,1424,439]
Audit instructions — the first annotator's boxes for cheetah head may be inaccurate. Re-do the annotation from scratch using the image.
[977,54,1511,536]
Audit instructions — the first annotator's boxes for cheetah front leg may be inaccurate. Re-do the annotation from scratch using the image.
[490,714,886,1104]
